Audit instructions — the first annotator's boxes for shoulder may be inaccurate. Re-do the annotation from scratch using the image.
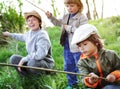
[76,12,87,18]
[37,29,50,39]
[38,29,48,35]
[101,49,119,59]
[103,49,116,55]
[75,12,88,23]
[62,13,69,18]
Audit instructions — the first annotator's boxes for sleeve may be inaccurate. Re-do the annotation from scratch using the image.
[77,59,89,82]
[9,33,26,42]
[112,51,120,69]
[48,16,63,27]
[84,77,99,88]
[22,31,51,62]
[111,70,120,81]
[78,59,99,88]
[107,50,120,81]
[65,14,88,33]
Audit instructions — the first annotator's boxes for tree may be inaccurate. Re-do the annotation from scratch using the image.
[51,0,60,17]
[0,1,25,33]
[86,0,91,20]
[101,0,104,18]
[93,0,99,19]
[0,1,25,44]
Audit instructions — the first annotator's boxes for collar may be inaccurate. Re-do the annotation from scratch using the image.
[80,49,105,60]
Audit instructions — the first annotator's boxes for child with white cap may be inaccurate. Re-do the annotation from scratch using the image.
[3,10,54,75]
[71,24,120,89]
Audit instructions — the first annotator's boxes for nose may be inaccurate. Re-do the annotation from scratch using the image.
[79,46,84,52]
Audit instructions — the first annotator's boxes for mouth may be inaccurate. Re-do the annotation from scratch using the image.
[83,51,87,54]
[29,24,35,28]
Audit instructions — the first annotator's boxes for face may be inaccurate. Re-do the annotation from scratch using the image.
[65,4,79,14]
[78,40,98,57]
[27,16,40,31]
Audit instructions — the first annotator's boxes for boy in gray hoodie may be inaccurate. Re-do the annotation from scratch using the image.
[3,10,54,75]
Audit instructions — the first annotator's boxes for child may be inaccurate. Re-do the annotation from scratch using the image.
[45,0,88,88]
[71,24,120,89]
[3,10,54,75]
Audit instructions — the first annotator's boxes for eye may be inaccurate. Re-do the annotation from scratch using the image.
[70,5,74,7]
[78,43,82,47]
[83,43,87,45]
[83,41,88,45]
[27,19,31,22]
[65,4,69,7]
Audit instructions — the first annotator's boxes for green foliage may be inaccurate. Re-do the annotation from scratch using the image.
[51,0,60,17]
[0,46,14,62]
[0,1,25,32]
[0,1,25,45]
[46,26,64,69]
[0,16,120,88]
[0,68,21,89]
[90,16,120,54]
[14,41,27,56]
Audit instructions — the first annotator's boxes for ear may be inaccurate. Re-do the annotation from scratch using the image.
[96,43,98,46]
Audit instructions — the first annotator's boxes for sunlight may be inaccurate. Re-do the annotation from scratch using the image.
[1,0,120,26]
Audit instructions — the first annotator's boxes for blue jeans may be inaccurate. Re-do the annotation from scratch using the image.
[102,85,120,89]
[64,49,81,86]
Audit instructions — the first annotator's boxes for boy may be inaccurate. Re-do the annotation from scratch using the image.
[71,24,120,89]
[3,10,54,75]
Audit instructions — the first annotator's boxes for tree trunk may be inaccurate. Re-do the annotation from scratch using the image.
[101,0,104,18]
[93,0,99,20]
[86,0,91,20]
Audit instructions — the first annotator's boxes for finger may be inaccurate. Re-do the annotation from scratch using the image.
[18,67,21,72]
[88,73,92,77]
[93,78,98,82]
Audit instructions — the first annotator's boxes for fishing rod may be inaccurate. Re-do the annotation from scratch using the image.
[0,63,106,80]
[25,0,46,13]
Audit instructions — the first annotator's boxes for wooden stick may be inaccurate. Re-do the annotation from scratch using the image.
[25,0,46,13]
[0,63,85,75]
[0,63,106,80]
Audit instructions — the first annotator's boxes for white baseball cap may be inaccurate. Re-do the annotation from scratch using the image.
[71,24,98,45]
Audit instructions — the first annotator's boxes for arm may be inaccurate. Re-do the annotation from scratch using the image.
[78,60,99,88]
[84,73,99,88]
[106,51,120,82]
[45,11,63,27]
[3,31,25,42]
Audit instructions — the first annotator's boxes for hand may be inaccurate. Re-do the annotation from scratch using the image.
[2,31,10,36]
[45,11,52,18]
[63,25,68,29]
[88,73,99,84]
[106,74,116,82]
[18,60,24,72]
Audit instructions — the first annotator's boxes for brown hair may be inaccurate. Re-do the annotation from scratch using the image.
[64,0,83,12]
[87,34,104,51]
[77,33,104,51]
[27,15,42,28]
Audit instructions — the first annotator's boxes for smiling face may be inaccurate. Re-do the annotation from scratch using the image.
[78,40,98,57]
[65,4,79,14]
[27,16,41,31]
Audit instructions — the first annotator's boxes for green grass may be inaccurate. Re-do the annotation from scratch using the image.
[0,16,120,89]
[90,16,120,54]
